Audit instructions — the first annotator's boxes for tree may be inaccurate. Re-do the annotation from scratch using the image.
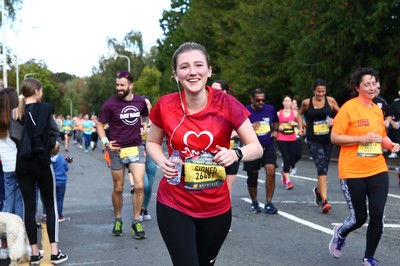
[134,66,162,101]
[155,0,400,106]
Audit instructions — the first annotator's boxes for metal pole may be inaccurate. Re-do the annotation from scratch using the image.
[2,0,8,87]
[117,54,131,73]
[15,57,19,94]
[24,73,36,79]
[66,98,72,116]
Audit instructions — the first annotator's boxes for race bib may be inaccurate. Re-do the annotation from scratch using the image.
[119,146,139,163]
[230,138,239,149]
[357,142,382,157]
[255,119,270,136]
[141,132,148,141]
[313,120,329,135]
[281,123,294,134]
[184,156,226,190]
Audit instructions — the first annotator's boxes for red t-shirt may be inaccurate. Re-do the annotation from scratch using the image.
[150,86,249,218]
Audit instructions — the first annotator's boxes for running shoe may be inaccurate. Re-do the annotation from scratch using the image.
[281,170,287,185]
[313,187,322,206]
[141,209,151,221]
[50,250,68,264]
[58,216,65,222]
[264,202,278,214]
[112,219,124,236]
[130,185,135,194]
[362,258,379,266]
[329,224,345,259]
[140,209,151,221]
[250,202,262,213]
[286,180,294,190]
[131,222,146,239]
[322,201,332,213]
[290,167,297,175]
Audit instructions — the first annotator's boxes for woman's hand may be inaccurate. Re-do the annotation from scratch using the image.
[157,158,182,179]
[298,128,306,136]
[361,130,382,144]
[391,143,400,153]
[213,145,238,167]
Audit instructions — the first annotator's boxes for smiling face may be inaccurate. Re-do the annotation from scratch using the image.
[175,50,211,94]
[115,77,132,99]
[313,85,326,101]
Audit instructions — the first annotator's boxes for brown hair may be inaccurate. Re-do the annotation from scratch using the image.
[16,78,43,119]
[0,90,11,139]
[171,42,210,74]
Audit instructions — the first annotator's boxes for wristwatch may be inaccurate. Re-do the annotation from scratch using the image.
[233,148,243,162]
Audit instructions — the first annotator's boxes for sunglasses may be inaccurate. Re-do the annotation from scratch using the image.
[117,71,133,81]
[255,99,265,103]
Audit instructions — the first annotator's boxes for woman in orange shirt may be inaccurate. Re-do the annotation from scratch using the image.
[329,67,400,266]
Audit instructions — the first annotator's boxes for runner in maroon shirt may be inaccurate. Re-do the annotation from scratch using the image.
[97,71,148,239]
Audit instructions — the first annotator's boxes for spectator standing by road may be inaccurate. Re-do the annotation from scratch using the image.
[15,78,68,264]
[244,88,279,215]
[146,42,262,265]
[0,88,23,261]
[329,67,399,266]
[97,71,149,239]
[50,142,69,222]
[0,88,23,218]
[297,79,340,213]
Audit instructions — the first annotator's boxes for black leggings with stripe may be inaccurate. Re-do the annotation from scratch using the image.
[339,172,389,258]
[157,201,231,266]
[17,156,59,245]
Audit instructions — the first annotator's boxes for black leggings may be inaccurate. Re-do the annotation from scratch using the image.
[17,156,59,245]
[277,140,298,172]
[339,172,388,258]
[156,201,231,266]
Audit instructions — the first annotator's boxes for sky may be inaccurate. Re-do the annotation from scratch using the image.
[5,0,171,77]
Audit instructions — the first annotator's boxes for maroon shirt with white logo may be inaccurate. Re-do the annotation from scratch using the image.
[98,94,148,148]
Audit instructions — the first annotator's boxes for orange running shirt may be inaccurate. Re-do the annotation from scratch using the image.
[332,98,388,179]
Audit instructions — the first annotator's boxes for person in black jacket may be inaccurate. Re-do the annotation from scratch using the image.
[15,78,68,265]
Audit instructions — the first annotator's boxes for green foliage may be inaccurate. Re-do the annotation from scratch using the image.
[7,60,61,107]
[156,0,400,106]
[6,0,400,113]
[134,66,162,101]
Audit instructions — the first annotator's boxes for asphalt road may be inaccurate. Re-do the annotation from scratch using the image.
[2,143,400,266]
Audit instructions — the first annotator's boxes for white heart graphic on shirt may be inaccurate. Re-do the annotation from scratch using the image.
[183,131,213,151]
